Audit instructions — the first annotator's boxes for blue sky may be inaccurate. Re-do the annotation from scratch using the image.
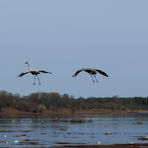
[0,0,148,97]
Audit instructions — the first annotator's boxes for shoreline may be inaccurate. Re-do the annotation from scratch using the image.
[0,108,148,117]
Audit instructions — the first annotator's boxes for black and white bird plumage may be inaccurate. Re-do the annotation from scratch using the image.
[72,68,108,83]
[18,61,52,85]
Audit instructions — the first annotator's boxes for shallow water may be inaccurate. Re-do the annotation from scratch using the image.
[0,114,148,147]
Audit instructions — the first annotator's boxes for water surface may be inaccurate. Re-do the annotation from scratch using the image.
[0,114,148,147]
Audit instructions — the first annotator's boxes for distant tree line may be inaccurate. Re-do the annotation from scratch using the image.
[0,90,148,113]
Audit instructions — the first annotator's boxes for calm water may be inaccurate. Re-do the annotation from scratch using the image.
[0,114,148,147]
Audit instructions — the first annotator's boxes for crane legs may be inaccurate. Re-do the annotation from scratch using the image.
[36,75,41,85]
[94,75,99,83]
[90,74,99,83]
[33,76,36,85]
[33,75,41,85]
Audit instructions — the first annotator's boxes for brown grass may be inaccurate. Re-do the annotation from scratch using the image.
[0,107,147,117]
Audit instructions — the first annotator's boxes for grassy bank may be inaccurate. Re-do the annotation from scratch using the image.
[0,107,147,117]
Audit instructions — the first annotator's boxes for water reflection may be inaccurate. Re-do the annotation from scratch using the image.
[0,114,148,147]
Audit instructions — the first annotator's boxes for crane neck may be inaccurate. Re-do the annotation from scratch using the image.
[26,63,31,71]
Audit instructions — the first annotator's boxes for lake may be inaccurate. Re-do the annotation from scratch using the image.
[0,114,148,147]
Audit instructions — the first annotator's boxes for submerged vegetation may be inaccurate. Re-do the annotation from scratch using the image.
[0,90,148,115]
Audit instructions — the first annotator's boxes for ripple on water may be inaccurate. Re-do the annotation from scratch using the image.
[15,139,41,145]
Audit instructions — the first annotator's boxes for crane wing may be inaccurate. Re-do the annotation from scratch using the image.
[96,69,109,77]
[72,69,84,77]
[18,71,30,77]
[39,70,52,74]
